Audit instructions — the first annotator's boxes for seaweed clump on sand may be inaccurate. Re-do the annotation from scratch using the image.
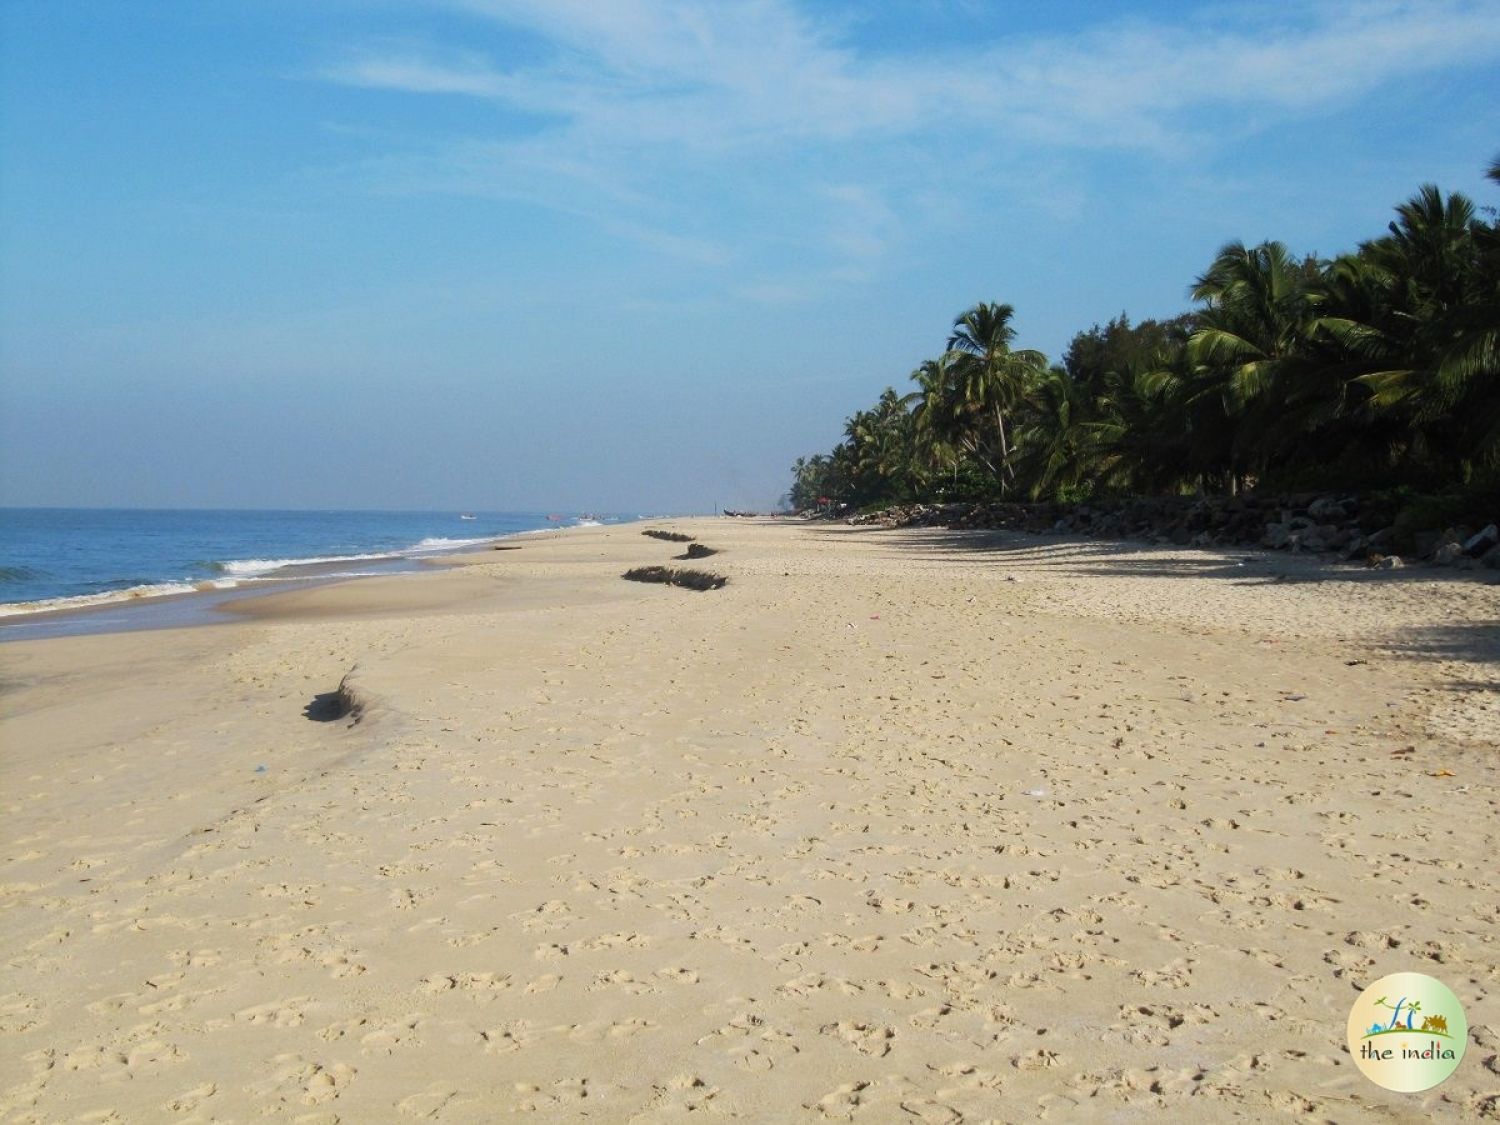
[643,529,695,543]
[678,543,719,559]
[623,566,728,591]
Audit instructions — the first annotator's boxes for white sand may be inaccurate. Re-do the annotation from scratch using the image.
[1,520,1496,1121]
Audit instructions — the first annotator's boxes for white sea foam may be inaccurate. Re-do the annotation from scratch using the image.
[407,536,494,551]
[216,553,390,577]
[0,568,369,620]
[0,581,208,618]
[0,521,580,624]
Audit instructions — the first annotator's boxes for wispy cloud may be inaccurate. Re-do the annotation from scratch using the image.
[313,0,1500,288]
[326,1,1500,146]
[324,48,515,99]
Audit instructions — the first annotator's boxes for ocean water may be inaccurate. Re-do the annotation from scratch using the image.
[0,508,628,628]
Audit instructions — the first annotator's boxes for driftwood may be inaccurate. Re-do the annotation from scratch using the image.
[622,566,727,591]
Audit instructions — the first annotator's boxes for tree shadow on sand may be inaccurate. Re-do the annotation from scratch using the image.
[1376,621,1500,681]
[815,523,1500,590]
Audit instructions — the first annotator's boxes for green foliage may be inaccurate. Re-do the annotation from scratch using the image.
[788,161,1500,513]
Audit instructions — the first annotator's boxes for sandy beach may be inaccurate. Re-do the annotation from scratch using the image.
[1,519,1496,1122]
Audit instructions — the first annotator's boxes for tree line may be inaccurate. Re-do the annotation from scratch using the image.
[788,160,1500,513]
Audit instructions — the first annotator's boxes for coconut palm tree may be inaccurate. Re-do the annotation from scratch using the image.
[1326,185,1496,471]
[909,353,990,485]
[943,303,1049,491]
[1184,241,1337,488]
[1014,366,1097,499]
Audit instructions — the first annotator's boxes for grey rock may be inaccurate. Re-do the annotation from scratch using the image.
[1261,523,1293,550]
[1434,541,1464,566]
[1464,523,1498,555]
[1377,555,1404,570]
[1413,529,1444,558]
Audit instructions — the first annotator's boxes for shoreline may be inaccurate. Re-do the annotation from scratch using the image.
[8,509,1494,645]
[0,524,597,642]
[1,518,1495,1119]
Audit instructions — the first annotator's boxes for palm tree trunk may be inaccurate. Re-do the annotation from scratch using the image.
[962,436,1001,482]
[994,404,1015,488]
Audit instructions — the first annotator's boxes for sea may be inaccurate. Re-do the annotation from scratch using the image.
[0,508,633,640]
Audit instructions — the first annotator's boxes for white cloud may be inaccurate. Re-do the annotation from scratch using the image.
[325,0,1500,149]
[324,49,515,99]
[313,0,1500,287]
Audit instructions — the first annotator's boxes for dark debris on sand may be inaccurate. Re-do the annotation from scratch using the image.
[623,566,728,591]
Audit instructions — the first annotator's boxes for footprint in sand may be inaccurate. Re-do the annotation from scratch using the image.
[419,972,511,999]
[1011,1048,1062,1071]
[165,947,222,969]
[778,972,864,999]
[899,1100,962,1124]
[398,1082,470,1118]
[512,1077,616,1112]
[246,1054,355,1108]
[163,1081,217,1114]
[587,969,656,994]
[479,1021,537,1054]
[563,1017,658,1044]
[929,1060,1004,1095]
[1129,957,1194,989]
[821,1020,895,1057]
[318,1015,424,1054]
[234,997,309,1027]
[0,992,42,1033]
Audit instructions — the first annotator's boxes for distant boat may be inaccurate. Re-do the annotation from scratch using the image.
[546,514,564,522]
[459,513,477,520]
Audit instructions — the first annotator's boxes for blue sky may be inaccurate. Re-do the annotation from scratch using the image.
[2,0,1498,512]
